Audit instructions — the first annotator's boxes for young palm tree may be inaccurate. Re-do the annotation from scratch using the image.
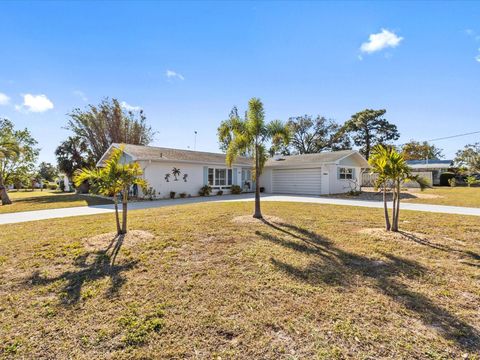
[220,98,289,219]
[369,145,429,232]
[0,139,21,205]
[369,145,392,231]
[74,145,147,234]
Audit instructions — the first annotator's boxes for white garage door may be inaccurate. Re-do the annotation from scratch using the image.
[272,168,322,195]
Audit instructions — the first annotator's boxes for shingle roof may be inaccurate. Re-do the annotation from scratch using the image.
[265,150,365,167]
[114,143,252,166]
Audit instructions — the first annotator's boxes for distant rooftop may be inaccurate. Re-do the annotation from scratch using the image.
[407,159,453,169]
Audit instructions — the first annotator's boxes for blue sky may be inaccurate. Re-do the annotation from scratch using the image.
[0,1,479,163]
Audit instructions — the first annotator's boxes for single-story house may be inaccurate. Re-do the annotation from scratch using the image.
[98,144,254,198]
[98,145,369,197]
[260,150,369,195]
[406,159,454,185]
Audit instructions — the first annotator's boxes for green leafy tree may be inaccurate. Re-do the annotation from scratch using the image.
[38,162,58,182]
[219,98,289,219]
[454,143,480,172]
[287,115,351,154]
[0,119,39,205]
[67,98,155,162]
[401,140,443,160]
[55,136,95,179]
[73,145,147,235]
[342,109,400,160]
[369,145,429,232]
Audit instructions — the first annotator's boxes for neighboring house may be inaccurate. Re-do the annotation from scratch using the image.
[406,159,454,185]
[98,144,253,198]
[260,150,369,195]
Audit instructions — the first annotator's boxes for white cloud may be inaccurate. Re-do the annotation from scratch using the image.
[360,29,403,54]
[16,94,54,113]
[73,90,88,102]
[166,69,185,80]
[476,51,480,63]
[120,101,141,111]
[0,92,10,106]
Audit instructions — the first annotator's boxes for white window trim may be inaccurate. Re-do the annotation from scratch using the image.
[338,167,354,180]
[208,167,233,189]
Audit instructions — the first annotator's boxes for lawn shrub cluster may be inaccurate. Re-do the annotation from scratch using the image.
[230,185,242,194]
[198,185,212,196]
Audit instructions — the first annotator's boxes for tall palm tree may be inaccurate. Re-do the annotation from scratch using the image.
[74,145,147,234]
[0,139,21,205]
[369,145,429,232]
[221,98,289,219]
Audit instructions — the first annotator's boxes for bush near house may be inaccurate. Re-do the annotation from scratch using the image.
[230,185,242,194]
[198,185,212,196]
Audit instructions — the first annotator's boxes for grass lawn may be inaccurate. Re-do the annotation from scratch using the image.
[405,186,480,208]
[0,190,112,214]
[1,202,479,359]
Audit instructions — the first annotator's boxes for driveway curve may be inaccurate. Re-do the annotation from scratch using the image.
[0,193,479,225]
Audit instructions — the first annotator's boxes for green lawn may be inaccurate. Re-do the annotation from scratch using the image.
[0,190,112,214]
[1,202,479,359]
[405,186,480,208]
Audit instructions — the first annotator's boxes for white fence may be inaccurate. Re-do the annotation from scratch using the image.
[361,171,433,188]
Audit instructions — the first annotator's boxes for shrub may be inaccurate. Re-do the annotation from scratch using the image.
[448,178,456,187]
[217,190,223,196]
[440,172,455,186]
[59,180,65,192]
[48,184,58,190]
[198,185,212,196]
[230,185,242,194]
[179,192,187,198]
[466,176,479,187]
[169,191,176,199]
[143,187,157,200]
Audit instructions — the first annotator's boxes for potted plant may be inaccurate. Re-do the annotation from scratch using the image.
[170,191,176,199]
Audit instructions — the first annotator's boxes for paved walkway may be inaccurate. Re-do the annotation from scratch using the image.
[1,193,479,225]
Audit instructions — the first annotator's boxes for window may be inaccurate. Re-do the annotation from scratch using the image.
[339,167,353,180]
[208,168,233,187]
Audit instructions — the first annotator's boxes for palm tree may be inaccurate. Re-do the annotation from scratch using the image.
[220,98,289,219]
[0,139,21,205]
[74,145,147,234]
[369,145,429,232]
[369,145,392,231]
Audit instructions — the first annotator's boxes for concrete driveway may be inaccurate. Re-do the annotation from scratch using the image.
[1,193,479,225]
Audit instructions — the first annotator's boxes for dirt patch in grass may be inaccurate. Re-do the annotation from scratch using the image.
[81,230,155,252]
[359,227,428,241]
[326,188,442,201]
[231,215,285,225]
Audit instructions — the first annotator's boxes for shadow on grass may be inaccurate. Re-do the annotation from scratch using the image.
[26,234,137,305]
[12,193,112,206]
[398,231,480,266]
[258,219,479,351]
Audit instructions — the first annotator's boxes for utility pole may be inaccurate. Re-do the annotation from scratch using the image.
[194,131,197,151]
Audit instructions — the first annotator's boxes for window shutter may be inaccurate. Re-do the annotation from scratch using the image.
[352,168,356,179]
[337,167,341,179]
[233,168,238,185]
[203,166,208,185]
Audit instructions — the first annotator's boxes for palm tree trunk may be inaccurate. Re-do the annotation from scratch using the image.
[383,183,391,231]
[121,186,128,234]
[0,173,12,205]
[253,145,262,219]
[393,181,401,232]
[113,194,121,235]
[391,182,397,232]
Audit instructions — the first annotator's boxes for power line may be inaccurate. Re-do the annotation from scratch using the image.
[427,130,480,142]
